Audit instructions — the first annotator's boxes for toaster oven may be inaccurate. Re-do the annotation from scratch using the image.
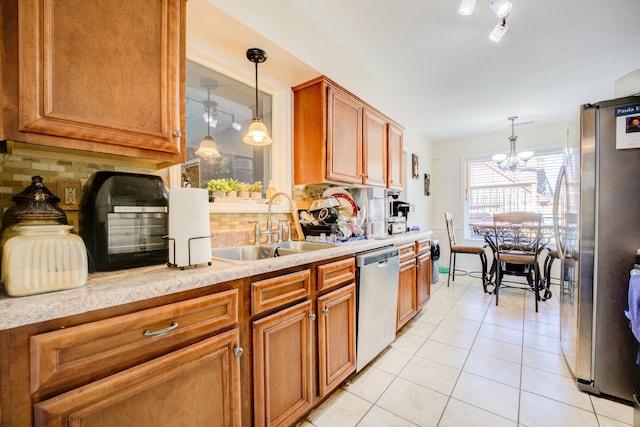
[81,172,169,271]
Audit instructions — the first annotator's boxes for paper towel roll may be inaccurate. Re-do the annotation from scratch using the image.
[168,188,211,268]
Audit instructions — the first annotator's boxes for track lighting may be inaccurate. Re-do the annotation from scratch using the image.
[489,18,509,42]
[490,0,512,17]
[458,0,513,42]
[457,0,477,15]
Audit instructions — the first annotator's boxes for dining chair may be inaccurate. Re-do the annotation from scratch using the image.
[541,246,557,300]
[444,212,489,292]
[492,212,543,312]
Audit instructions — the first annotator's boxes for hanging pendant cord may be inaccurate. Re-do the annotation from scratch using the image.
[254,62,259,118]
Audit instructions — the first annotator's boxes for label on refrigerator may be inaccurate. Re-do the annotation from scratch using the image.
[615,103,640,149]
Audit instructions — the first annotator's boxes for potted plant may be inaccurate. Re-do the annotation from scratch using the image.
[237,181,251,198]
[249,181,263,199]
[206,178,230,200]
[226,178,241,198]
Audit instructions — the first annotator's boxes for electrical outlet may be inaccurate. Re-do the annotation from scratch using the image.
[64,187,77,205]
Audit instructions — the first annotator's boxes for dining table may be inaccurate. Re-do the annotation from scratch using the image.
[469,219,554,300]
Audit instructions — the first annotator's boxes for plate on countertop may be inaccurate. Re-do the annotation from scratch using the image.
[322,188,358,218]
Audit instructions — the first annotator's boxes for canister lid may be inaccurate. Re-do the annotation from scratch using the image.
[1,176,68,230]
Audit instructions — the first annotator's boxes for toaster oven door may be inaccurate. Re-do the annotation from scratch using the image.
[107,212,167,255]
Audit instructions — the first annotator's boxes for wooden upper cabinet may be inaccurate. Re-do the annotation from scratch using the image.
[388,123,404,191]
[0,0,186,166]
[293,76,400,188]
[327,86,363,184]
[363,108,388,187]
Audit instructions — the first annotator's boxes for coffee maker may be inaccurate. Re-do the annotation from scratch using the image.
[388,200,413,234]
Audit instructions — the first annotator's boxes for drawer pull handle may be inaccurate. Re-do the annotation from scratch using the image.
[234,347,244,357]
[143,321,179,337]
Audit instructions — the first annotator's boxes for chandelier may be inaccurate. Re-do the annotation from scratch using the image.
[491,116,533,171]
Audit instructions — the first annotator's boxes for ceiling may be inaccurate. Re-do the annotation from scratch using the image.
[199,0,640,142]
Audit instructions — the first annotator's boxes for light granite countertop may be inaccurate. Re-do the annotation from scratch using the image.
[0,231,432,330]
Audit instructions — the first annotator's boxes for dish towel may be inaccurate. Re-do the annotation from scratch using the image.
[624,272,640,364]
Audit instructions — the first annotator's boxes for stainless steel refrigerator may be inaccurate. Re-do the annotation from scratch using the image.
[554,95,640,402]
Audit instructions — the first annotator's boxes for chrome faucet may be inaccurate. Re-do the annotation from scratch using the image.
[264,192,295,243]
[249,220,262,244]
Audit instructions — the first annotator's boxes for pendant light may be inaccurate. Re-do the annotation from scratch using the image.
[195,79,221,160]
[492,116,533,171]
[243,48,272,146]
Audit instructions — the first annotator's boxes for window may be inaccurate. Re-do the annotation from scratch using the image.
[464,150,563,240]
[182,60,272,190]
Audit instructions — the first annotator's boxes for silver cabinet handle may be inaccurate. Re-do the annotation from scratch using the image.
[234,347,244,357]
[143,321,178,337]
[172,130,182,137]
[309,313,317,321]
[322,308,329,316]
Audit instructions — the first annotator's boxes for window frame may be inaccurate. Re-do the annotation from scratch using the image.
[169,40,293,214]
[462,146,564,241]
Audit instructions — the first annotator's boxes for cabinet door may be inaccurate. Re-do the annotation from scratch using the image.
[362,108,388,187]
[253,300,314,427]
[317,283,356,398]
[12,0,185,163]
[416,253,431,310]
[34,329,242,427]
[388,123,404,190]
[326,86,363,184]
[397,258,417,330]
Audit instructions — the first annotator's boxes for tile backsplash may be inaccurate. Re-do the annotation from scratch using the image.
[1,151,304,246]
[0,151,167,232]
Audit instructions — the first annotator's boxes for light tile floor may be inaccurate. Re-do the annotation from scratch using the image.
[298,273,634,427]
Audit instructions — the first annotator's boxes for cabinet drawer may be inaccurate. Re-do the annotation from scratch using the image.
[415,239,431,255]
[397,242,416,262]
[31,289,238,395]
[251,269,311,316]
[317,258,356,292]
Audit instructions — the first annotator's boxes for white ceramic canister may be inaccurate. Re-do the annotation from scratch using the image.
[1,224,88,296]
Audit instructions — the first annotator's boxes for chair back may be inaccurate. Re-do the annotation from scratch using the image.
[444,211,457,248]
[492,212,542,260]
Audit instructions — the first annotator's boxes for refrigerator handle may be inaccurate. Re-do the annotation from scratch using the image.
[552,164,566,260]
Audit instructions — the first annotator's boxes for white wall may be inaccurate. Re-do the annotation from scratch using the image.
[431,119,579,270]
[401,127,433,232]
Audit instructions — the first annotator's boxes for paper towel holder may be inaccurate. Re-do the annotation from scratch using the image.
[165,236,213,270]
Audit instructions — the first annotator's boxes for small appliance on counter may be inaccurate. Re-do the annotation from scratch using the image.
[166,188,212,269]
[81,172,169,271]
[388,200,413,235]
[366,187,388,238]
[1,176,87,296]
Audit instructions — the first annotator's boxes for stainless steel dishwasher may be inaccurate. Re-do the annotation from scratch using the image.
[355,246,400,372]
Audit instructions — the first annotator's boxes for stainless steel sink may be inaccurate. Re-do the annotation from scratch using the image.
[211,241,333,264]
[273,241,334,251]
[211,245,278,263]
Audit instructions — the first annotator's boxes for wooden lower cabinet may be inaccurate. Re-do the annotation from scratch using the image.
[252,300,314,427]
[34,328,242,426]
[317,283,356,397]
[252,258,357,427]
[417,252,432,310]
[397,257,417,330]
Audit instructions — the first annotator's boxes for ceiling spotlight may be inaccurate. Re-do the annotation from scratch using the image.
[231,121,242,131]
[457,0,477,15]
[490,0,512,17]
[489,18,509,42]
